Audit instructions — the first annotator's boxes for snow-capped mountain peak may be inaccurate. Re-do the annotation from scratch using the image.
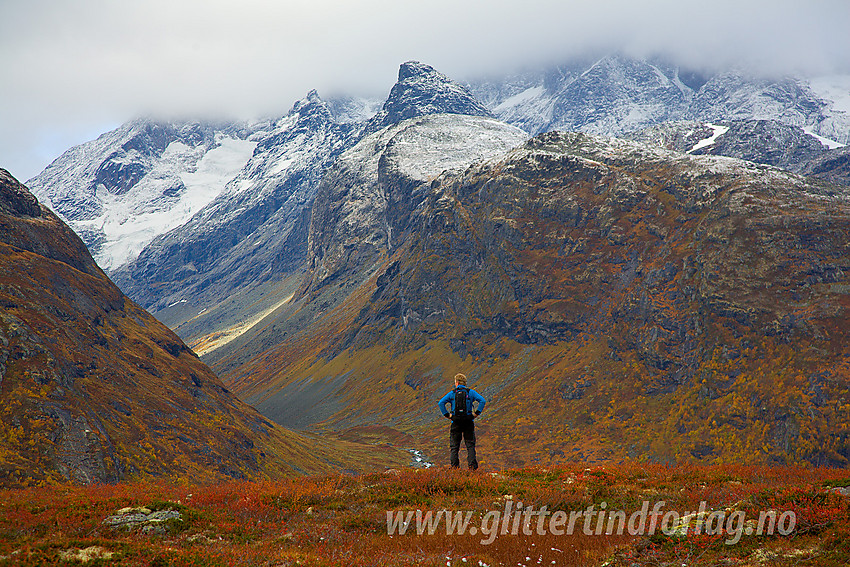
[365,60,492,133]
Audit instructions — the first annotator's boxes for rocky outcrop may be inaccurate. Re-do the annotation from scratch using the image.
[0,169,42,218]
[0,168,101,276]
[103,506,183,534]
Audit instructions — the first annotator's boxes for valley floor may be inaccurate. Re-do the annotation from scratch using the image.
[1,464,849,566]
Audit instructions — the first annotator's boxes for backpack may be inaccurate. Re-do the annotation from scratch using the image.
[453,387,470,421]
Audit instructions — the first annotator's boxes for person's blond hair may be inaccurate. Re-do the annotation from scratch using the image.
[454,373,467,385]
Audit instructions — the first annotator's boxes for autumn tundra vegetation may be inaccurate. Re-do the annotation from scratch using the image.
[1,463,849,566]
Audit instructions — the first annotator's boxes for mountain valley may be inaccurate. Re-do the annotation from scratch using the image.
[12,56,850,476]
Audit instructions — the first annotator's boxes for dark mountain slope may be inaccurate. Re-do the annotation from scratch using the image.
[0,169,404,486]
[220,133,850,468]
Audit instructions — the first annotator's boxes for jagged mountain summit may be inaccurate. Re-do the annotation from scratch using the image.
[365,61,492,134]
[0,169,406,486]
[26,119,265,272]
[111,91,361,338]
[110,61,526,355]
[469,54,850,147]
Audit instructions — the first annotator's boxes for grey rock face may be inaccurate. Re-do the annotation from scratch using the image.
[366,61,492,134]
[470,55,692,136]
[337,129,850,378]
[629,119,827,169]
[800,146,850,186]
[546,55,692,136]
[307,114,528,293]
[687,72,826,128]
[628,119,850,187]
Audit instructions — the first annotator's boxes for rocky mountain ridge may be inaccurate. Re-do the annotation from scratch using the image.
[113,61,519,351]
[221,129,850,467]
[469,55,850,147]
[628,119,850,186]
[110,91,360,332]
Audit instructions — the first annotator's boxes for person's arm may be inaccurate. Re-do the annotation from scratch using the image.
[470,390,486,416]
[437,391,453,418]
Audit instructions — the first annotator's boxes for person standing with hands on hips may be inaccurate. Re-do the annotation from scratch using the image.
[437,373,486,470]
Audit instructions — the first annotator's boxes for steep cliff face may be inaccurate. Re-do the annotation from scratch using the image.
[222,133,850,468]
[308,113,529,293]
[356,131,849,360]
[0,169,402,487]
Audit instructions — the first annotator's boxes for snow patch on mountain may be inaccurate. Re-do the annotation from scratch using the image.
[687,123,729,153]
[492,86,546,114]
[181,137,258,202]
[326,96,383,124]
[388,115,529,181]
[27,119,261,272]
[83,135,256,270]
[110,90,360,317]
[803,128,846,149]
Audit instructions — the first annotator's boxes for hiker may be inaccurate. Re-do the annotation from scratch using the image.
[437,373,486,470]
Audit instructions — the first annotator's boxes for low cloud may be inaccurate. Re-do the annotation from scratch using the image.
[2,0,848,180]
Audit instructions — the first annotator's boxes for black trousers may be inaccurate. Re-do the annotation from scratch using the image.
[450,418,477,469]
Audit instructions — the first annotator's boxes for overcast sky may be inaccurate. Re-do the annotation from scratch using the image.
[2,0,848,182]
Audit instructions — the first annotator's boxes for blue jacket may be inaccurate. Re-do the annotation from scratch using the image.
[438,386,486,418]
